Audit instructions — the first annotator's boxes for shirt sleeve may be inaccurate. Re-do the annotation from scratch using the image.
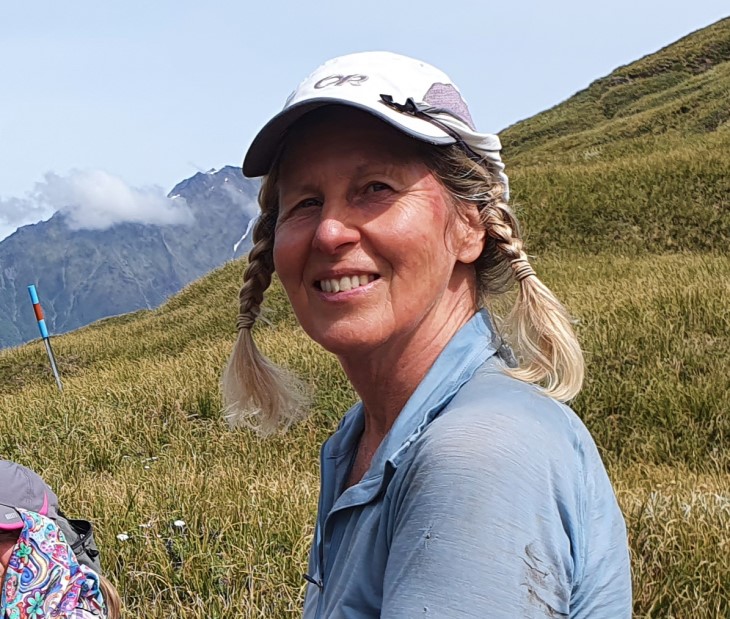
[380,404,631,619]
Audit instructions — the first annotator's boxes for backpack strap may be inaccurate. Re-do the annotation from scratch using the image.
[56,508,102,574]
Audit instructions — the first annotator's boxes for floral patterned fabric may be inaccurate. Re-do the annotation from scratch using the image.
[1,510,106,619]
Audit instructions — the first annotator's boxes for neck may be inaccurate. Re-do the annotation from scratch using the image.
[339,274,478,445]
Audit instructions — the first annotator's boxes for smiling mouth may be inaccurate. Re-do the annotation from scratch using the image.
[317,274,377,293]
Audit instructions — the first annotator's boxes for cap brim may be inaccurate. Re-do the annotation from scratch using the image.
[242,97,455,178]
[0,504,23,530]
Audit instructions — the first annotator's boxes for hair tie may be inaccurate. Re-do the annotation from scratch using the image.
[510,257,536,282]
[236,313,256,331]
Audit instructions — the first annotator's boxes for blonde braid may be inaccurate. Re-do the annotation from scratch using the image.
[222,193,307,434]
[234,218,275,332]
[426,144,584,401]
[483,203,584,400]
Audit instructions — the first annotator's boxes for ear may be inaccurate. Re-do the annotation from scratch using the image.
[452,203,486,265]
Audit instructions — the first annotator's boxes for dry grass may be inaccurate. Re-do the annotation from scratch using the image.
[614,464,730,618]
[1,253,728,617]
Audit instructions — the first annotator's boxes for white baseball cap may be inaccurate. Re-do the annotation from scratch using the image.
[242,51,509,199]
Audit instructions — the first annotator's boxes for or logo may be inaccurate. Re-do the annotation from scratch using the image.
[314,74,369,89]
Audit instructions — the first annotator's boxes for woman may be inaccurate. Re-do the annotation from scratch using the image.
[223,52,631,617]
[0,460,121,619]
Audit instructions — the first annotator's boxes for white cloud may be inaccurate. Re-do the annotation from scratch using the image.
[0,169,194,241]
[0,196,53,241]
[32,169,193,230]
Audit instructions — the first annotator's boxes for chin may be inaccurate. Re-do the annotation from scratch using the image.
[305,321,386,357]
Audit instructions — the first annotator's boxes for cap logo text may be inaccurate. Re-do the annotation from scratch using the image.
[314,74,368,89]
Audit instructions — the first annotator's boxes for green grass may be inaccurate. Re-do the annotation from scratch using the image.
[509,139,730,253]
[497,17,730,255]
[500,18,730,160]
[1,253,728,618]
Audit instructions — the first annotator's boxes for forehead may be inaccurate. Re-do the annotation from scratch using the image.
[279,107,427,177]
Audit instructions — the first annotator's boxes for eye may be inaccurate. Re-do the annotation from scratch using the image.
[278,196,322,224]
[286,197,322,212]
[298,197,322,208]
[364,182,392,194]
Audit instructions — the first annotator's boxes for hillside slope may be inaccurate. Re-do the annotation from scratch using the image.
[499,18,730,253]
[502,17,730,163]
[1,251,728,618]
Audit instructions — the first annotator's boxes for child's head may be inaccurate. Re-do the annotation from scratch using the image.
[0,460,120,619]
[0,459,60,528]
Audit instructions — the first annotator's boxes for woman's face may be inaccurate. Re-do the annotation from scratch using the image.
[273,108,484,358]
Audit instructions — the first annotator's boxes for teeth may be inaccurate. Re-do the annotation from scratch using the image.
[318,274,375,293]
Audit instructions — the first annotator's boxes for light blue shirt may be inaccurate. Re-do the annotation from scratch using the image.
[303,310,632,618]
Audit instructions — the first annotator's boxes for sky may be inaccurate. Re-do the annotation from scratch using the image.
[0,0,727,241]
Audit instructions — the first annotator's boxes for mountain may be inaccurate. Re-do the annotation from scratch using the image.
[499,17,729,254]
[0,166,259,349]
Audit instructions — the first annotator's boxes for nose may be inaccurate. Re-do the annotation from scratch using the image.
[312,201,360,255]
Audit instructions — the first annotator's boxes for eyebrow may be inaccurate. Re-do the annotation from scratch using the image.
[279,158,417,199]
[278,180,320,207]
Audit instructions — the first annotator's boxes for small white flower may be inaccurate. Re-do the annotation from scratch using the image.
[173,519,186,529]
[116,533,129,542]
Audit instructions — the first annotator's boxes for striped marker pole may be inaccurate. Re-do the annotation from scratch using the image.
[28,285,63,392]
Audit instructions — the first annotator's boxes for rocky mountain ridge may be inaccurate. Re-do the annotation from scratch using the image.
[0,166,259,348]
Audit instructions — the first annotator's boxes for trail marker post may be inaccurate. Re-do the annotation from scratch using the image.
[27,284,63,392]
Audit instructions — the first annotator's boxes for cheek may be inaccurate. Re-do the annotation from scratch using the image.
[380,196,454,266]
[380,187,443,236]
[272,224,306,280]
[272,236,287,277]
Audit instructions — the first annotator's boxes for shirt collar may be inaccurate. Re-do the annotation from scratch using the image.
[325,309,502,495]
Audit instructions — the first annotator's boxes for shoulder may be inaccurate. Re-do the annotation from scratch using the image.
[386,361,621,534]
[414,363,595,473]
[384,364,631,610]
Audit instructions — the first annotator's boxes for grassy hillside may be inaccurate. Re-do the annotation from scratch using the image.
[1,17,728,619]
[502,17,730,161]
[500,17,730,253]
[1,253,729,618]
